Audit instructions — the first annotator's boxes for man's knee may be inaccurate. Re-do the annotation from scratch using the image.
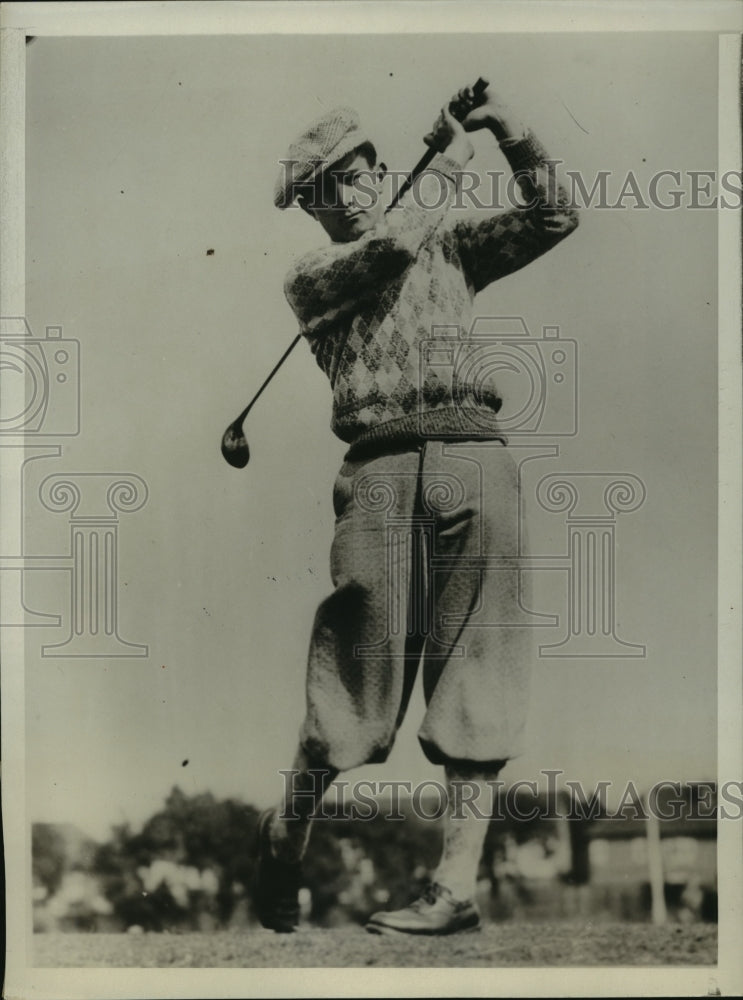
[299,732,395,773]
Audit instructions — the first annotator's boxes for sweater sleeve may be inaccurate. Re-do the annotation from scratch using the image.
[284,153,462,336]
[452,132,579,294]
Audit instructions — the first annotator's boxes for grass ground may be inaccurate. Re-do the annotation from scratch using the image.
[33,922,717,968]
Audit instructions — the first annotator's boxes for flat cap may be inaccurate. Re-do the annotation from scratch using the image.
[273,106,370,209]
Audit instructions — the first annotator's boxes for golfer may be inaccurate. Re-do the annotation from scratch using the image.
[255,82,579,935]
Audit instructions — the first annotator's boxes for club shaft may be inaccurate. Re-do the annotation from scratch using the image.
[238,332,302,421]
[388,147,438,209]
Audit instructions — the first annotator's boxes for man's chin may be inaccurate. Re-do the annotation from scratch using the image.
[341,213,376,240]
[326,211,380,243]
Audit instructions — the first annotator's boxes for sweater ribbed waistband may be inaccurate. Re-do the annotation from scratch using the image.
[343,407,508,462]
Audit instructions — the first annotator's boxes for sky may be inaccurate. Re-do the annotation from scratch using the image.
[19,30,722,841]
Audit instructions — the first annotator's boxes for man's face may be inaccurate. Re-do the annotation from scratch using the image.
[301,151,385,243]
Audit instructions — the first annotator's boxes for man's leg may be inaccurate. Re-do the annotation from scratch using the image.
[367,442,531,935]
[256,450,424,932]
[366,761,502,935]
[299,451,424,772]
[431,762,503,902]
[421,442,530,904]
[418,441,533,765]
[268,748,339,863]
[254,749,339,933]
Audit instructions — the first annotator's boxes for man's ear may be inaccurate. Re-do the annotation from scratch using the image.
[377,162,388,182]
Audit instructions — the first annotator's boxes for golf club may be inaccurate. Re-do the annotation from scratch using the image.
[221,77,489,469]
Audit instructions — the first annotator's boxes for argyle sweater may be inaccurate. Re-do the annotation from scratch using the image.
[284,132,579,455]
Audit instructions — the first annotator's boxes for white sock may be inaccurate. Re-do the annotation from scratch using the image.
[431,762,504,902]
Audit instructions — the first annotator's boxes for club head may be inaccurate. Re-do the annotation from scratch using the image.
[221,421,251,469]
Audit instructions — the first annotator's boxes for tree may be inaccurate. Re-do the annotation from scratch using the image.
[32,824,67,897]
[92,788,261,929]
